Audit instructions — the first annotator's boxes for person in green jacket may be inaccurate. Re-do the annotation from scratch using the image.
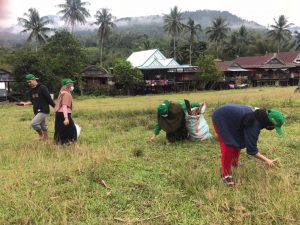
[150,100,200,144]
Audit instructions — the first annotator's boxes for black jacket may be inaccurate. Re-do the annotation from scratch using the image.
[29,84,55,115]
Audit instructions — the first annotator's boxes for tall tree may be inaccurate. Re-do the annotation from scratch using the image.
[195,54,223,90]
[93,8,116,67]
[291,31,300,50]
[17,8,53,51]
[268,15,293,53]
[206,17,230,59]
[163,6,184,60]
[236,25,253,55]
[57,0,90,33]
[184,17,202,65]
[114,59,143,95]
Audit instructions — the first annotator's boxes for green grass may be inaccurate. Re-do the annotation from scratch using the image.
[1,87,300,224]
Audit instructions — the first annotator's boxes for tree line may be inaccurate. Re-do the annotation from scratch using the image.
[1,0,300,95]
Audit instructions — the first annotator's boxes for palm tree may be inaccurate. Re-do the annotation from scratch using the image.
[164,6,184,59]
[17,8,53,51]
[184,17,201,65]
[206,17,230,59]
[292,31,300,50]
[57,0,90,33]
[93,8,116,67]
[268,15,294,53]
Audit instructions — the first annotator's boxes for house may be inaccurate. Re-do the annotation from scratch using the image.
[81,65,114,93]
[127,49,198,92]
[0,68,15,101]
[218,51,300,87]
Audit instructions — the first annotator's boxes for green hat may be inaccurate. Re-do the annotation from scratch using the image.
[157,100,170,117]
[25,73,39,80]
[267,109,285,135]
[61,78,75,86]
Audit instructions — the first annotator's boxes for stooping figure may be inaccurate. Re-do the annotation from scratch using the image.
[212,104,285,186]
[150,100,200,144]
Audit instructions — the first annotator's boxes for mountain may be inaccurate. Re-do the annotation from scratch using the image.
[114,10,267,34]
[290,26,300,33]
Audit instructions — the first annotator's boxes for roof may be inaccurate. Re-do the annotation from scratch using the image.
[127,49,189,69]
[0,69,15,82]
[225,51,300,70]
[217,61,250,72]
[81,65,113,78]
[276,51,300,64]
[127,49,165,67]
[235,54,273,68]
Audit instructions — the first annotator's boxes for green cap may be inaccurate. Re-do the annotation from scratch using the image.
[25,73,39,80]
[157,100,170,117]
[267,109,285,135]
[61,78,75,86]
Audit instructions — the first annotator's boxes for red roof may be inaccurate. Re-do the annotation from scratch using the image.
[217,61,234,71]
[234,51,300,69]
[276,51,300,63]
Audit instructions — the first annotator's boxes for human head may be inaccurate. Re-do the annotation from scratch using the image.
[25,73,39,87]
[157,100,170,117]
[267,109,285,135]
[61,78,75,91]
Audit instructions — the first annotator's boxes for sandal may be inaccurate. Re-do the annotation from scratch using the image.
[223,176,235,186]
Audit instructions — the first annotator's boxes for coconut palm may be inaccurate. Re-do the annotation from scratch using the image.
[268,15,294,53]
[293,31,300,50]
[93,8,116,67]
[18,8,53,50]
[206,17,230,59]
[57,0,90,33]
[164,6,184,59]
[184,17,201,65]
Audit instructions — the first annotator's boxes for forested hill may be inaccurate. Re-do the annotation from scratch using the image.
[115,9,266,34]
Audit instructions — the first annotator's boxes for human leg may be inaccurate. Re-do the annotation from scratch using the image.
[212,120,236,186]
[31,113,48,140]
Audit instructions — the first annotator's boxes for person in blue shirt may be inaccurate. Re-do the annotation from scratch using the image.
[212,104,285,186]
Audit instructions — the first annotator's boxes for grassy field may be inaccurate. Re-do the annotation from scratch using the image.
[0,87,300,225]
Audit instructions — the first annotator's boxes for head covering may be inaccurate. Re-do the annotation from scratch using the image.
[157,100,170,117]
[61,78,75,86]
[253,108,274,128]
[25,73,39,80]
[267,109,285,135]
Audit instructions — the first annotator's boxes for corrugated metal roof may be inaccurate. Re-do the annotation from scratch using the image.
[127,49,164,67]
[127,49,187,69]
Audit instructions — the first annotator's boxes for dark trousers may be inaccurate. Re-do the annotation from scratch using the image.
[166,125,188,143]
[54,112,77,144]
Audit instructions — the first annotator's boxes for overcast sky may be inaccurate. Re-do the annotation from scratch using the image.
[0,0,299,28]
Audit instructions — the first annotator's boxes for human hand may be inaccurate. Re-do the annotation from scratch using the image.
[16,101,26,106]
[266,159,277,168]
[63,118,69,126]
[150,135,155,143]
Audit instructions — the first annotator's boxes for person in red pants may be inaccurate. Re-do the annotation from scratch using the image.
[212,104,285,186]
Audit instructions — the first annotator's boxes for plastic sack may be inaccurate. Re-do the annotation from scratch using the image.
[75,123,81,139]
[185,103,212,141]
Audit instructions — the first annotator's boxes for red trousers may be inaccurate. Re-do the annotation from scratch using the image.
[212,120,241,177]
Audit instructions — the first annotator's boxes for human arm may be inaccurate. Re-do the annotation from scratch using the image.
[40,85,55,108]
[62,105,69,126]
[150,123,161,143]
[190,102,200,108]
[17,101,32,106]
[253,152,277,167]
[244,124,277,167]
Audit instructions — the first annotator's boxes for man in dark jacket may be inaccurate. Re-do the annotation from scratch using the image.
[18,74,55,142]
[212,104,285,186]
